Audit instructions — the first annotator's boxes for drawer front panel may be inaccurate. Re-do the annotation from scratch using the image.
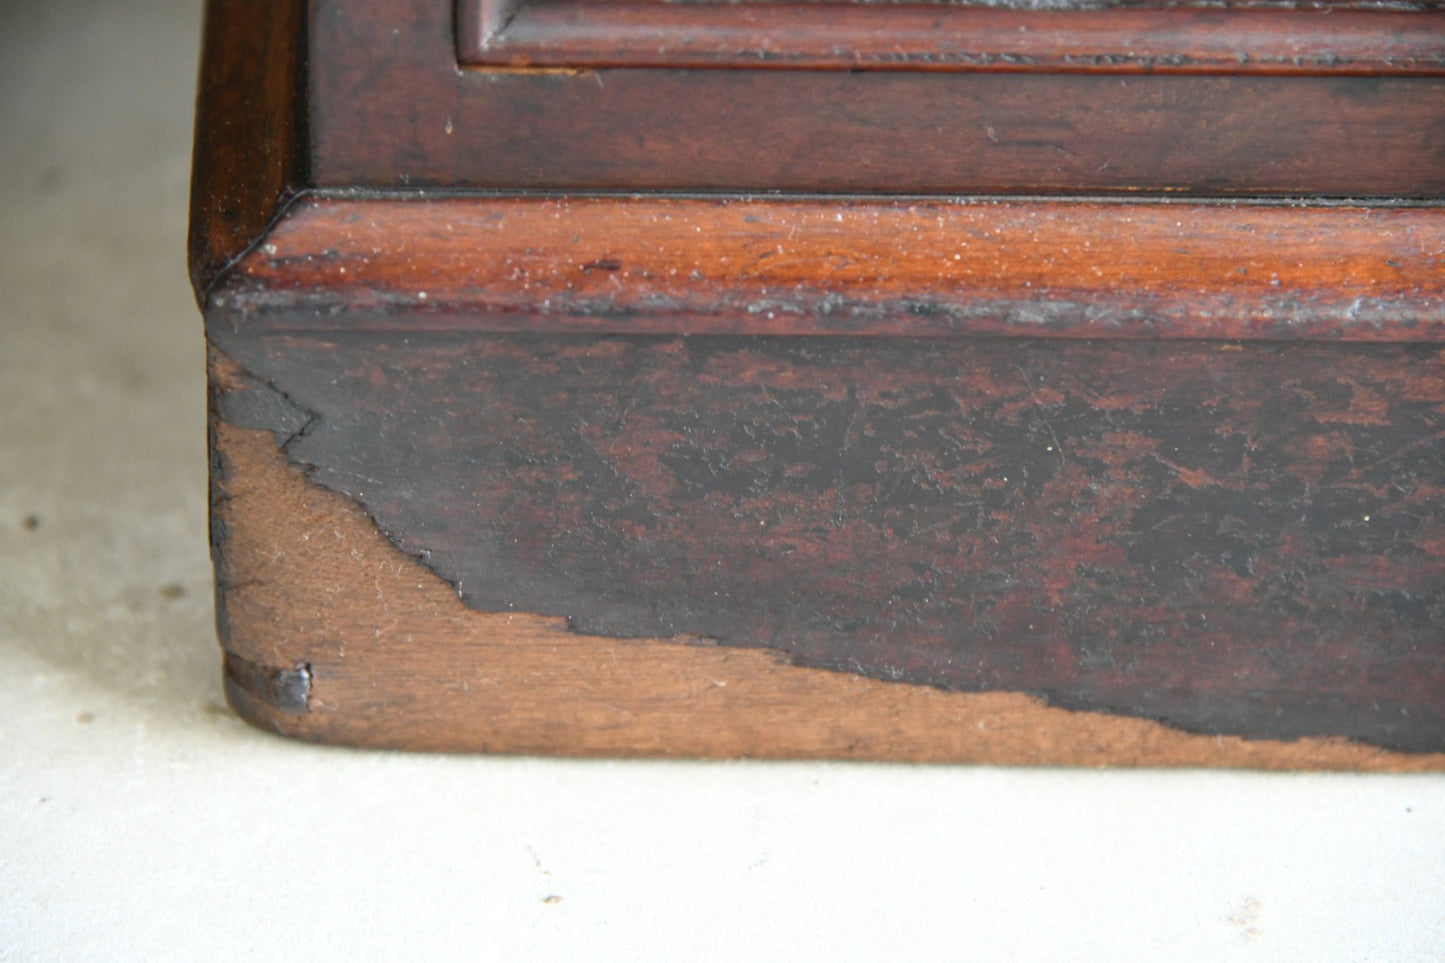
[311,0,1445,196]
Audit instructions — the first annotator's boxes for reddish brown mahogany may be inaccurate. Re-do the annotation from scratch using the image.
[460,2,1445,75]
[209,327,1445,753]
[188,0,306,296]
[221,195,1445,341]
[193,0,1445,764]
[307,0,1445,197]
[208,386,1445,770]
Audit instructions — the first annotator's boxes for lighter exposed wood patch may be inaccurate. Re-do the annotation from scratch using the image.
[211,351,1445,769]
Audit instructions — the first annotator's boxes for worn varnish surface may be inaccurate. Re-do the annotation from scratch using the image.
[208,357,1445,768]
[219,196,1445,342]
[196,0,1445,763]
[209,331,1445,752]
[310,0,1445,196]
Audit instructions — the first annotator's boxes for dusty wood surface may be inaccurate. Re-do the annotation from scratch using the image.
[219,196,1445,342]
[209,339,1445,758]
[195,1,1445,764]
[209,350,1445,769]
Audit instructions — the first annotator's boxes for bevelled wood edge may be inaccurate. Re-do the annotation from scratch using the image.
[188,0,308,302]
[216,195,1445,342]
[460,3,1445,77]
[208,346,1445,769]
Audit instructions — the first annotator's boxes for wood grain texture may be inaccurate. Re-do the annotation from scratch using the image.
[310,0,1445,195]
[208,329,1445,753]
[197,0,1445,764]
[459,2,1445,76]
[218,196,1445,341]
[208,348,1445,769]
[188,0,308,300]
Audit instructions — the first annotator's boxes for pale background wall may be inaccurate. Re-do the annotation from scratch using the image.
[1,2,1442,958]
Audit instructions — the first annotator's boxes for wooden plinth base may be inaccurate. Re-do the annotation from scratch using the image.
[209,366,1445,770]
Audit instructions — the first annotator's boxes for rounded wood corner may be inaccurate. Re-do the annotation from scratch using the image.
[205,348,1445,770]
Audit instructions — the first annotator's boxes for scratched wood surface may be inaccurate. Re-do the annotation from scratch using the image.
[195,0,1445,763]
[220,196,1445,342]
[209,350,1445,767]
[208,329,1445,754]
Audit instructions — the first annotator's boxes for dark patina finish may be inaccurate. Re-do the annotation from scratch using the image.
[191,0,1445,763]
[211,327,1445,751]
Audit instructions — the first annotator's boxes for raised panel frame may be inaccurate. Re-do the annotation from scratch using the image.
[458,0,1445,74]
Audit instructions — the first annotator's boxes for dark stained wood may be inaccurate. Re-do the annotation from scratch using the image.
[209,329,1445,753]
[311,0,1445,196]
[188,0,308,300]
[210,349,1445,769]
[460,2,1445,76]
[218,196,1445,342]
[197,0,1445,764]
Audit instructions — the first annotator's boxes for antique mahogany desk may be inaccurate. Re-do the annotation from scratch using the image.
[191,0,1445,767]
